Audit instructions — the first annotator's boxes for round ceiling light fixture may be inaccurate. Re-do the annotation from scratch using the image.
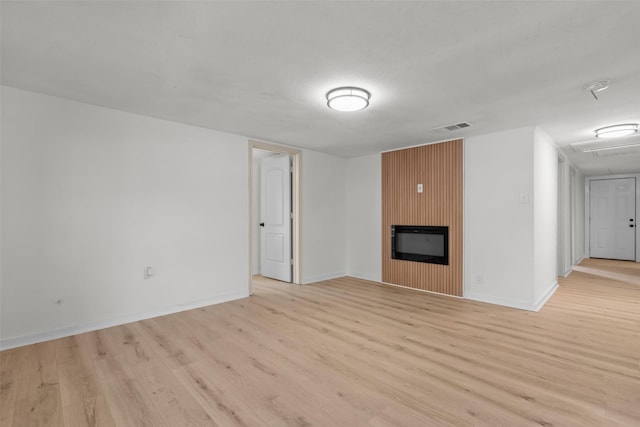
[594,123,639,139]
[326,87,370,112]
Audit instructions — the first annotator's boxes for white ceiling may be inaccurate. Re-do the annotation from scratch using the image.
[2,1,640,175]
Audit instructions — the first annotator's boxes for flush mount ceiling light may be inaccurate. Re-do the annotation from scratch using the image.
[326,87,370,112]
[594,123,639,139]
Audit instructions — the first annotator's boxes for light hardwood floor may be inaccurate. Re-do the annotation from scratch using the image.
[1,259,639,426]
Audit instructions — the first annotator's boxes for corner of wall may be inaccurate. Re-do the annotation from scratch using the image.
[345,153,382,283]
[302,272,346,285]
[532,281,559,311]
[464,127,535,308]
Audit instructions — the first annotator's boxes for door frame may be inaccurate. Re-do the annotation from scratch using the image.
[569,166,577,265]
[585,173,640,262]
[557,156,566,277]
[249,140,302,293]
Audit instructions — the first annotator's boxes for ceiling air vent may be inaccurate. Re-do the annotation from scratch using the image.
[432,122,471,133]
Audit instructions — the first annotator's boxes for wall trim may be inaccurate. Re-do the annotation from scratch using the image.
[465,281,558,312]
[534,281,559,310]
[346,272,382,282]
[302,272,346,284]
[464,292,535,311]
[0,290,249,351]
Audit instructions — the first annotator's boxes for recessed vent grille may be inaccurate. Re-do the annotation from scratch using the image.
[432,122,471,133]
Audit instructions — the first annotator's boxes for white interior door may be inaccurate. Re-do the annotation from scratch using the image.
[260,154,292,282]
[589,178,636,260]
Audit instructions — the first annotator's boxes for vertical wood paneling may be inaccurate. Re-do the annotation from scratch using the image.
[381,139,463,296]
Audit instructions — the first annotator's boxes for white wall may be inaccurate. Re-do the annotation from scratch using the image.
[464,127,536,309]
[0,87,251,348]
[301,150,347,283]
[533,129,559,304]
[345,153,381,281]
[1,87,349,348]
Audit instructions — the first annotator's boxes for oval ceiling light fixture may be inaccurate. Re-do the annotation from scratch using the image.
[326,87,370,112]
[594,123,639,139]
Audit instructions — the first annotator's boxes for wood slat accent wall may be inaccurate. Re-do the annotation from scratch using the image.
[382,139,463,296]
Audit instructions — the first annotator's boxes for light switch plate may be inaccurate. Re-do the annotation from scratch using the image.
[417,183,423,193]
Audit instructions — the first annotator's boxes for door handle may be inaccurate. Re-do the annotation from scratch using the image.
[260,222,265,227]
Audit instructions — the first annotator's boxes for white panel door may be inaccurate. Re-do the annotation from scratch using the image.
[589,178,636,260]
[260,154,292,282]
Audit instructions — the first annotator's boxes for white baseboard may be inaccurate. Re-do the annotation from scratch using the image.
[302,272,345,284]
[464,292,538,311]
[533,281,559,311]
[0,290,249,351]
[563,256,586,278]
[346,272,382,282]
[465,281,558,312]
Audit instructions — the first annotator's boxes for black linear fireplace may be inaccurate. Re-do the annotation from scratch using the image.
[391,225,449,265]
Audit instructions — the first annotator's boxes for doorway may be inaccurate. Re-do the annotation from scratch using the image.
[249,140,302,293]
[588,177,637,261]
[260,153,292,282]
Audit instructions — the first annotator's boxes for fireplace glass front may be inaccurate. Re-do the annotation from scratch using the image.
[391,225,449,265]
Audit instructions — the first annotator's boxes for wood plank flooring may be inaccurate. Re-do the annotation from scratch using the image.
[1,259,639,426]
